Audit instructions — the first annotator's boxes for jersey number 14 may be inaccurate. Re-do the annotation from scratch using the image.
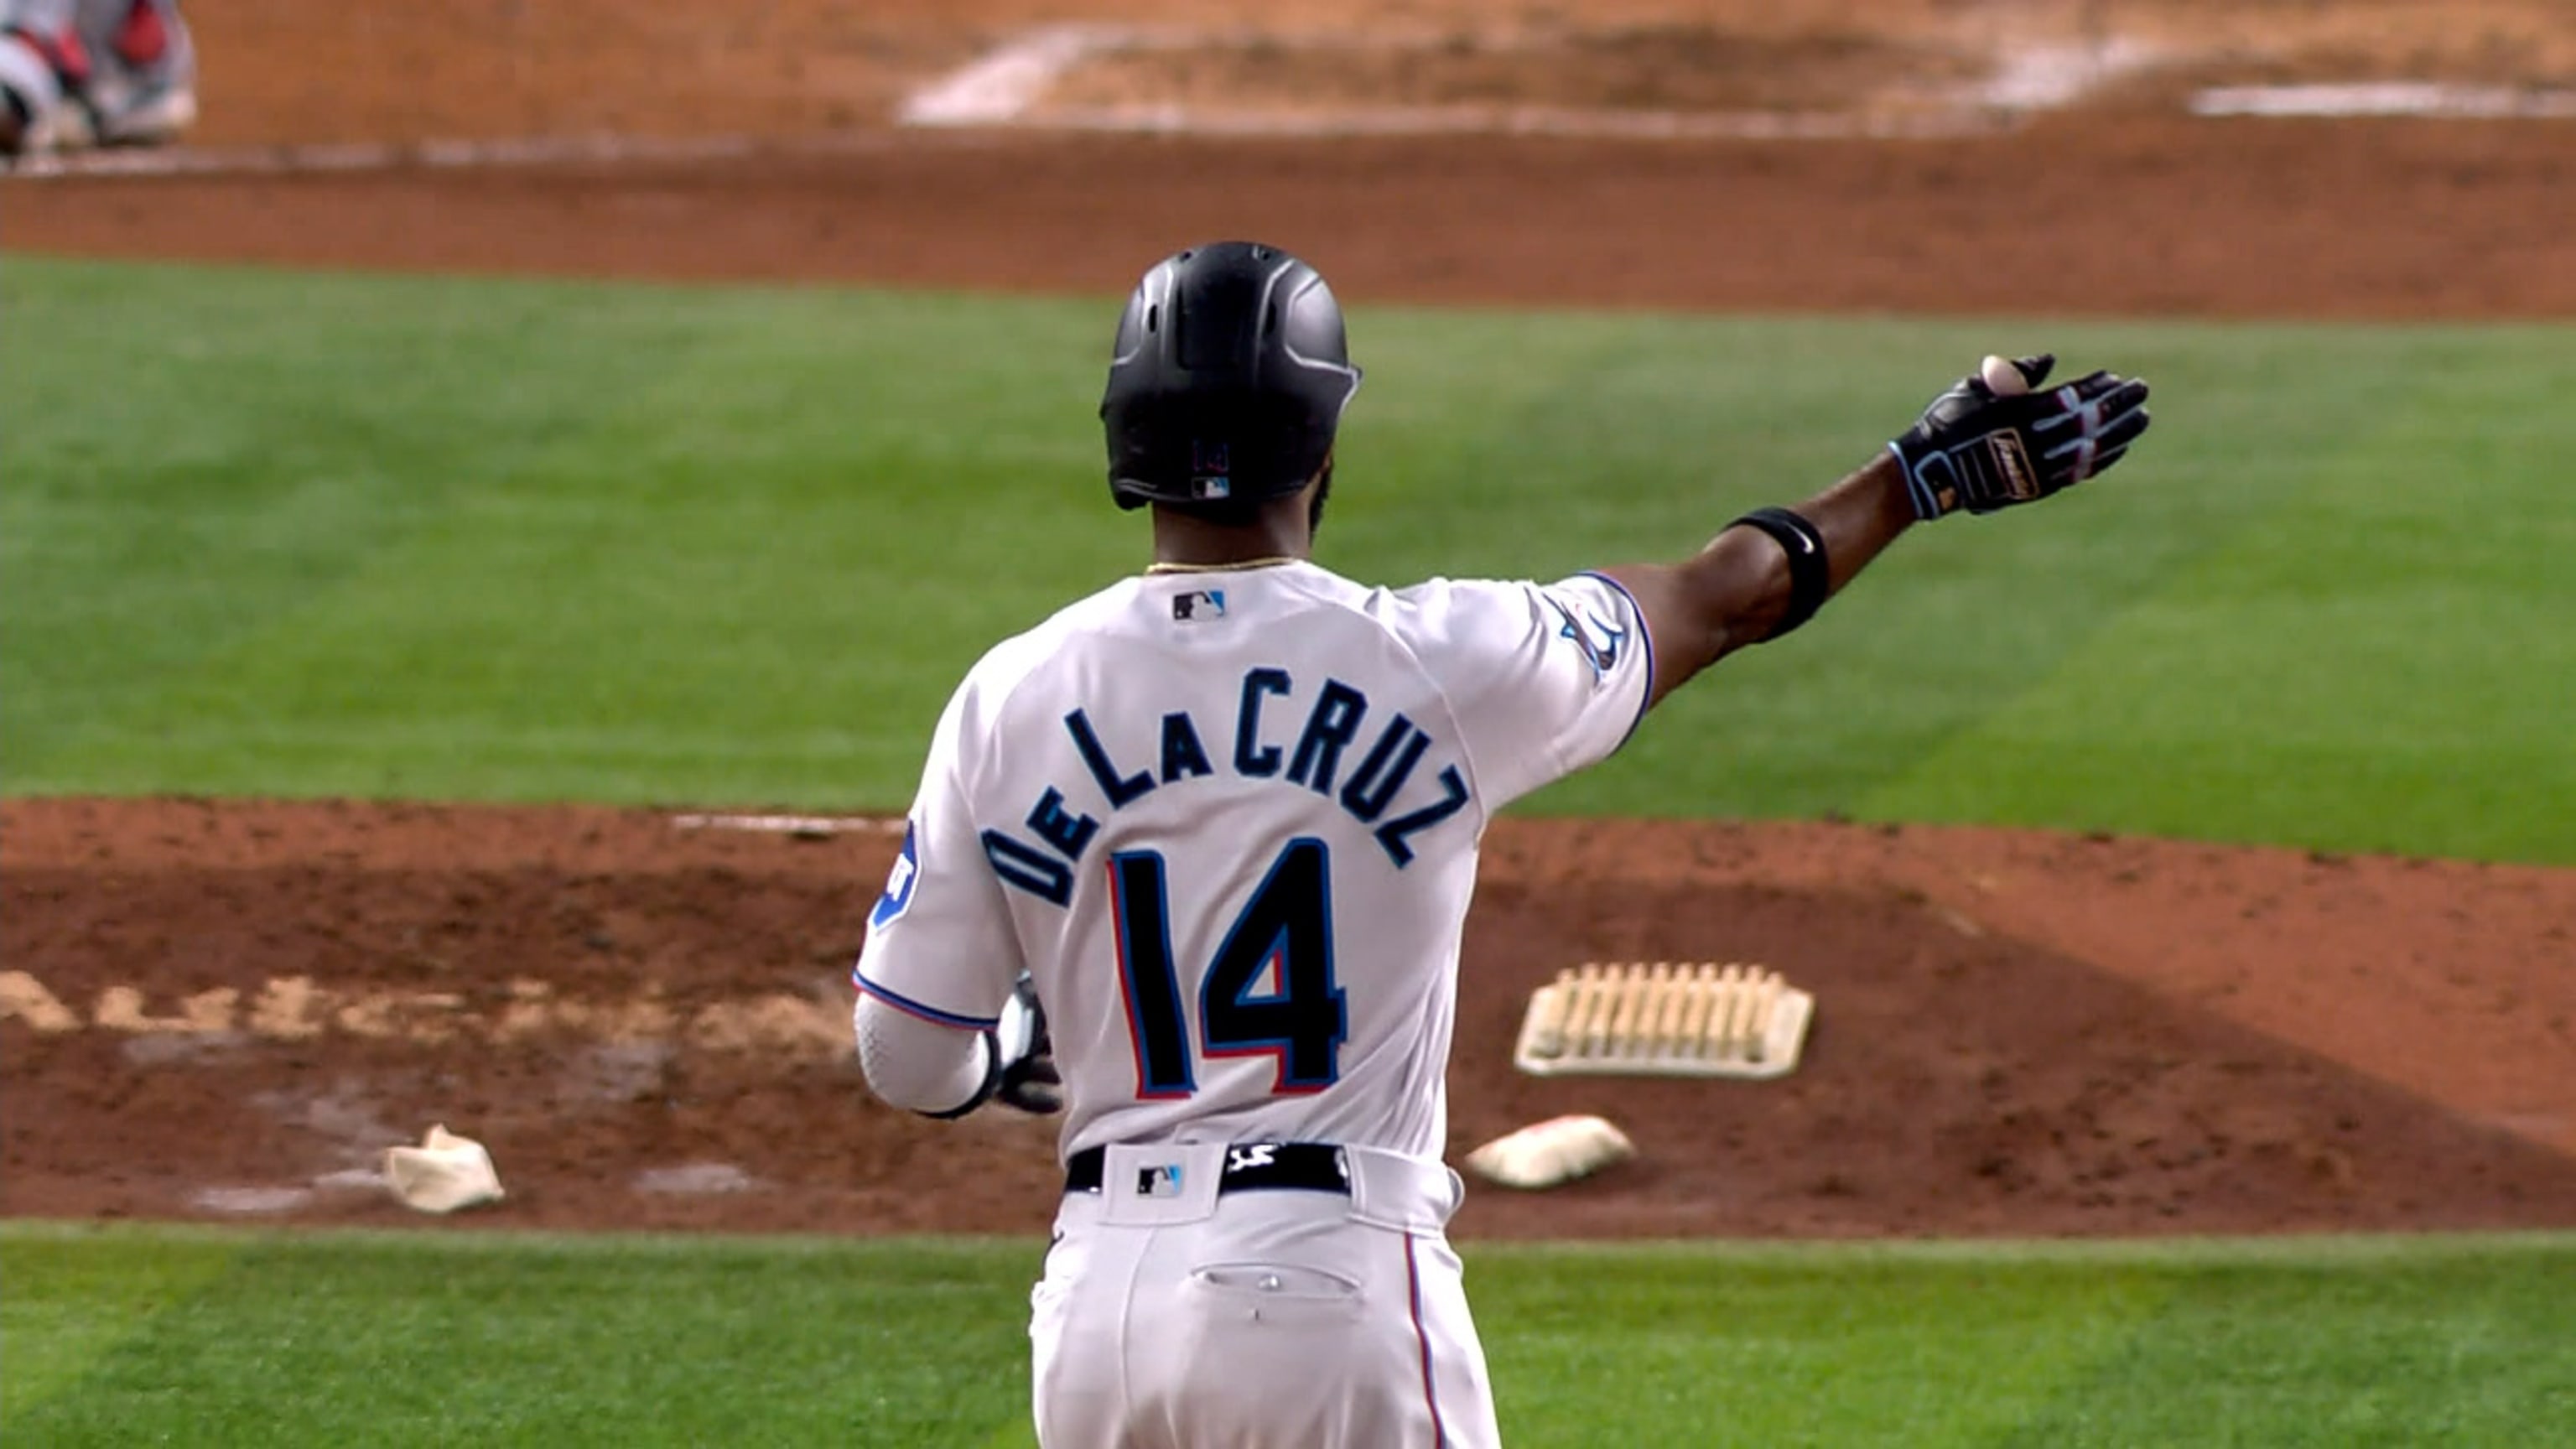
[1109,838,1348,1098]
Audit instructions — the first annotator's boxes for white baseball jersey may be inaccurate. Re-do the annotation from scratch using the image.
[854,559,1652,1162]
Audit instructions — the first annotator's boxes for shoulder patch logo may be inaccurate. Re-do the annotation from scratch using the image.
[1548,596,1628,682]
[870,823,922,929]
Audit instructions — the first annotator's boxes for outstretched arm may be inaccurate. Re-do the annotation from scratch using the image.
[1603,355,2151,709]
[1602,452,1916,709]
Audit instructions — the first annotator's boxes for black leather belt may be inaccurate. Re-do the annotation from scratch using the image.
[1064,1142,1350,1197]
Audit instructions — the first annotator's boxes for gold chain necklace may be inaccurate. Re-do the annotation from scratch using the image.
[1144,556,1301,576]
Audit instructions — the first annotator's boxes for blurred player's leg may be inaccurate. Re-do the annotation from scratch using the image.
[1,0,86,157]
[75,0,190,144]
[0,34,54,154]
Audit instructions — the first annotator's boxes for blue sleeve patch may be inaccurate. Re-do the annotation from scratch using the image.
[870,823,922,930]
[1577,572,1656,749]
[1545,592,1628,683]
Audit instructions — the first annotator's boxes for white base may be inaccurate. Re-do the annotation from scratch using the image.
[383,1124,506,1213]
[1464,1114,1635,1190]
[1513,963,1815,1080]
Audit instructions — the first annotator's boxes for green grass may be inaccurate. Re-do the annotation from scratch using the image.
[5,1223,2569,1446]
[4,257,2571,860]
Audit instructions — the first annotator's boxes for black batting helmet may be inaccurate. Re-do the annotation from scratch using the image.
[1099,242,1363,512]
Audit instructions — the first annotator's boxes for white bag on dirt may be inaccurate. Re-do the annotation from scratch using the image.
[1464,1114,1634,1190]
[383,1124,505,1213]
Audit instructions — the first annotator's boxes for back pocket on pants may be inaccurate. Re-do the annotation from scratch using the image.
[1186,1262,1366,1323]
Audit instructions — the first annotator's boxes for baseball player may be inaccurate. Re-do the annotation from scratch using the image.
[2,0,194,158]
[852,241,2151,1447]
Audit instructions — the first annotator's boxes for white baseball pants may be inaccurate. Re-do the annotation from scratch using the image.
[1030,1143,1500,1449]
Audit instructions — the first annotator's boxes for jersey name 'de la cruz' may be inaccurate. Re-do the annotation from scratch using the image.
[854,560,1652,1161]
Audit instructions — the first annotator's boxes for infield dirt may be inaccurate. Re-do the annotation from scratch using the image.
[6,802,2571,1238]
[4,0,2572,1238]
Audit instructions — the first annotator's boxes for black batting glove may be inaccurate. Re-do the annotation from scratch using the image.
[994,973,1062,1115]
[1888,354,2152,521]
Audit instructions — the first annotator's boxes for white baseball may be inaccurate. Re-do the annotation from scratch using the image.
[1981,354,2029,396]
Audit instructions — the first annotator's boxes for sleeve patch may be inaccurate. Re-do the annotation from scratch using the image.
[869,823,922,930]
[1545,595,1630,685]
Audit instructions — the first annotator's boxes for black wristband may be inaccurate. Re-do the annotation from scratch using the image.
[1730,506,1830,641]
[919,1030,1004,1120]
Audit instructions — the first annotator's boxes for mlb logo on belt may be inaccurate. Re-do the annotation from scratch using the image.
[1135,1163,1185,1197]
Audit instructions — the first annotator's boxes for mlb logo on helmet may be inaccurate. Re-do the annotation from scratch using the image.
[1190,439,1231,500]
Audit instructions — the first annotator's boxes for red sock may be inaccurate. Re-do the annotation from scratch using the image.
[114,0,168,68]
[10,24,91,86]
